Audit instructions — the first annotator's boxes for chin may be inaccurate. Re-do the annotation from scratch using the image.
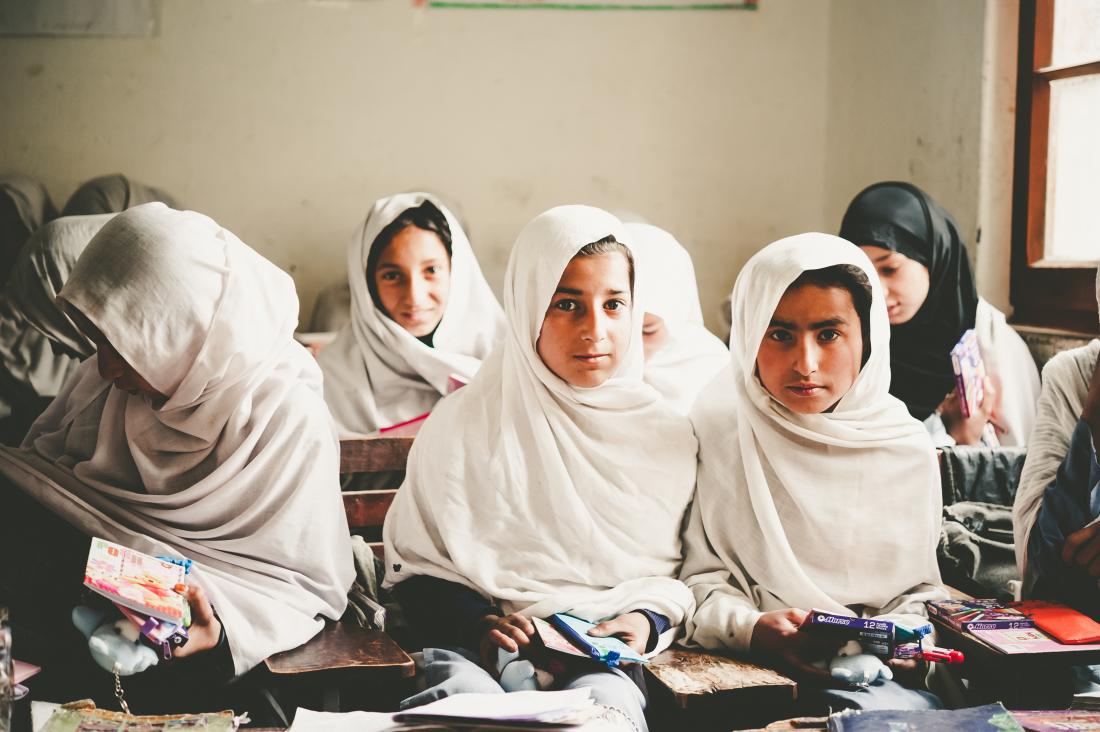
[402,318,442,338]
[781,397,831,415]
[568,370,611,389]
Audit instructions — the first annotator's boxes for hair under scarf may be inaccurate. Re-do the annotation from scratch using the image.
[383,206,698,638]
[1,203,353,674]
[60,174,179,217]
[681,233,943,649]
[317,192,505,434]
[839,181,979,420]
[625,223,728,414]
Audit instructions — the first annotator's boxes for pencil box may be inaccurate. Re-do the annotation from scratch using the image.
[1014,600,1100,644]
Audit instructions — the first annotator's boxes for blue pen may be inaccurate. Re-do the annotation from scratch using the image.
[549,614,605,663]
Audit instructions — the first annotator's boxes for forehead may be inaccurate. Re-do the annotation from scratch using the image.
[556,252,631,292]
[377,225,447,264]
[771,283,856,324]
[857,244,902,263]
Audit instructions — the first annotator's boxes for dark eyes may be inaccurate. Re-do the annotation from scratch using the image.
[550,299,627,313]
[767,330,792,342]
[380,271,401,282]
[767,329,843,342]
[554,299,578,312]
[819,329,841,342]
[879,266,898,276]
[605,299,627,311]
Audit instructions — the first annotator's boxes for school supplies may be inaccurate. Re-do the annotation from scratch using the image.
[37,700,242,732]
[927,599,1033,632]
[969,626,1100,654]
[893,642,965,664]
[391,688,597,728]
[1014,600,1100,644]
[828,702,1022,732]
[951,329,986,419]
[532,614,647,667]
[83,538,190,625]
[1011,710,1100,731]
[799,610,894,657]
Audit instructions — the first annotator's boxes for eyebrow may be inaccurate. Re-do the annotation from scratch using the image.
[768,317,848,329]
[553,287,629,296]
[872,252,892,262]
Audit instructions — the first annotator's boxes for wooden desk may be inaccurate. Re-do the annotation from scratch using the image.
[931,617,1100,708]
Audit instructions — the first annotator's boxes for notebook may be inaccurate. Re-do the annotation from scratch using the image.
[83,538,190,625]
[534,613,647,667]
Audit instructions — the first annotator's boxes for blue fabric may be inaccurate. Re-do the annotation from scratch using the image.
[391,575,500,651]
[801,678,942,714]
[634,609,670,653]
[402,646,649,732]
[1026,419,1100,615]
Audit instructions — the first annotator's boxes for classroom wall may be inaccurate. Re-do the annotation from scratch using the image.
[824,0,991,304]
[0,0,831,334]
[0,0,996,333]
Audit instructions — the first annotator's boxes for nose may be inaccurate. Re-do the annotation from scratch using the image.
[97,350,124,381]
[793,337,819,378]
[579,307,607,343]
[404,273,429,309]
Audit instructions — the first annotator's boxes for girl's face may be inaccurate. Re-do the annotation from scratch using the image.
[374,225,451,337]
[642,312,669,360]
[67,306,166,400]
[858,245,929,325]
[756,284,864,414]
[537,252,633,388]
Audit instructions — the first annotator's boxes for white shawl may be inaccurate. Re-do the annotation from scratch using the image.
[625,223,728,414]
[0,203,353,675]
[1012,270,1100,573]
[383,206,698,642]
[317,193,505,435]
[975,298,1041,447]
[682,233,945,652]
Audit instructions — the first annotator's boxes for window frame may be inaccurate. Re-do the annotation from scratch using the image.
[1010,0,1100,334]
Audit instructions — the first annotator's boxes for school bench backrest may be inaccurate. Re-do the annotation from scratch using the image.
[339,435,414,557]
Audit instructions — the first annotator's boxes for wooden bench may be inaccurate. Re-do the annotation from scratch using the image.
[644,647,796,730]
[263,434,417,714]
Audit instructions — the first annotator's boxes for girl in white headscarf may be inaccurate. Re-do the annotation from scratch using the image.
[681,233,946,712]
[318,193,504,435]
[0,175,60,442]
[0,215,113,445]
[0,204,353,704]
[625,223,728,414]
[383,206,698,730]
[1013,269,1100,608]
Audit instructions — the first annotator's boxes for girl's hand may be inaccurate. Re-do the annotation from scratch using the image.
[588,612,652,655]
[940,377,998,445]
[171,584,222,659]
[750,609,842,683]
[478,613,535,672]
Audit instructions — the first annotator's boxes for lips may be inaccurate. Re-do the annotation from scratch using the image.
[786,384,825,397]
[574,354,610,365]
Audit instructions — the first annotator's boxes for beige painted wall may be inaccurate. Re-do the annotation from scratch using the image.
[825,0,990,296]
[2,0,1002,332]
[0,0,832,333]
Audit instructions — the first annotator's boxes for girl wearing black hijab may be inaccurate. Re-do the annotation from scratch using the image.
[839,181,1039,446]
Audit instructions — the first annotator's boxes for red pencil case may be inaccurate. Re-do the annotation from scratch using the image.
[1014,600,1100,644]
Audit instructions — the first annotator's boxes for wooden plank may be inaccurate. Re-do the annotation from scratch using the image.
[644,647,795,710]
[342,490,396,530]
[339,436,414,474]
[265,622,415,678]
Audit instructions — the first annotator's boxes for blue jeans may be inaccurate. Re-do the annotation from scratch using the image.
[401,647,648,731]
[800,678,942,714]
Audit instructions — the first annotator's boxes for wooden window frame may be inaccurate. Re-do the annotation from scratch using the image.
[1010,0,1100,334]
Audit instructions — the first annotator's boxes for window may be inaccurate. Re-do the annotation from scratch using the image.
[1011,0,1100,333]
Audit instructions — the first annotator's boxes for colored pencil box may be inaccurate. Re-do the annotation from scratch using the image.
[1014,600,1100,644]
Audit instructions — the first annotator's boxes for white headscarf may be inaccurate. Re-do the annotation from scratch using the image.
[1,216,111,429]
[1013,268,1100,574]
[682,233,943,650]
[0,203,353,674]
[317,193,505,435]
[626,223,728,414]
[8,214,113,360]
[383,206,698,639]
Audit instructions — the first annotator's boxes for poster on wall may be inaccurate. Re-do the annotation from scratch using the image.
[0,0,157,37]
[422,0,755,10]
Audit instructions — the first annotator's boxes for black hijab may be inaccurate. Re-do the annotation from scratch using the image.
[839,181,980,420]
